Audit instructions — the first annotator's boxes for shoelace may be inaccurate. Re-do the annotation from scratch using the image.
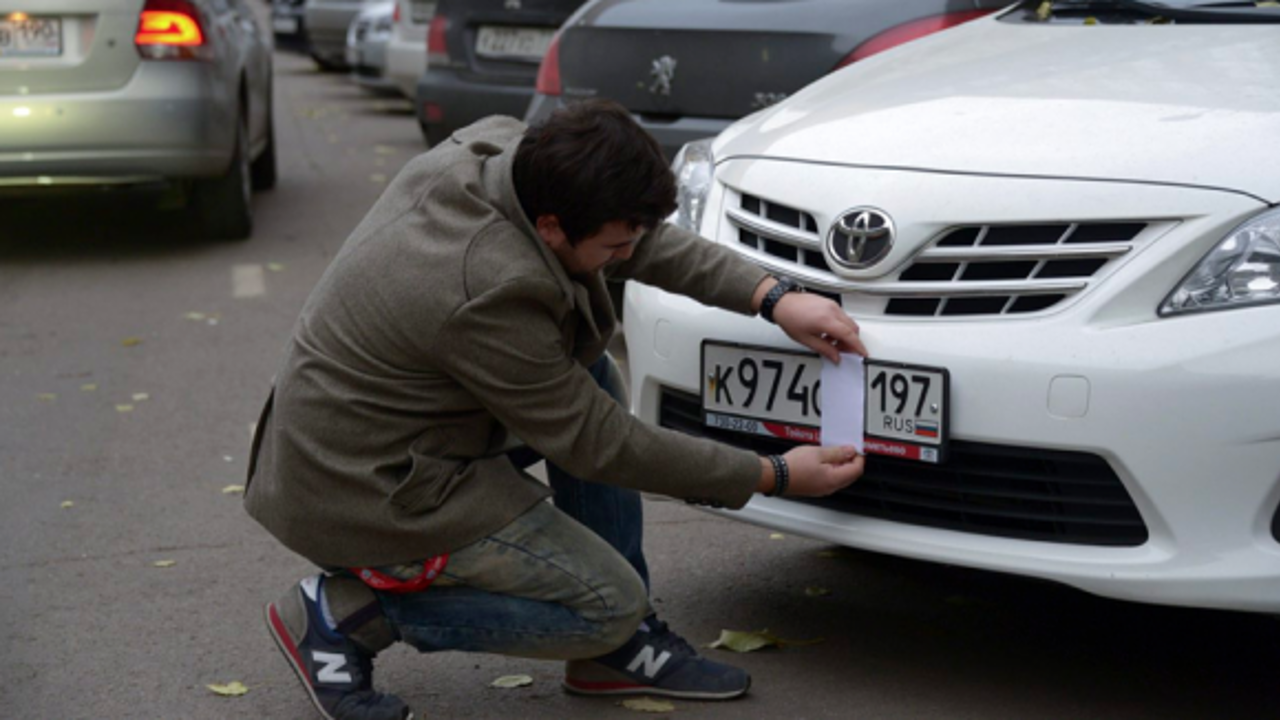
[644,618,697,658]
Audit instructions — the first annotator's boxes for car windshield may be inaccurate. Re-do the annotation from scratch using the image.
[1014,0,1280,22]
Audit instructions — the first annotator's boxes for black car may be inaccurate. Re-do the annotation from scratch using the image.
[525,0,1008,159]
[414,0,587,147]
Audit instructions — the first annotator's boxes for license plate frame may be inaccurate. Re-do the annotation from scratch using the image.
[0,16,62,58]
[863,359,950,464]
[474,25,554,61]
[700,341,951,464]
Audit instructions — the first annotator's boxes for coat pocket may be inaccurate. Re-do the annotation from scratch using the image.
[389,452,465,514]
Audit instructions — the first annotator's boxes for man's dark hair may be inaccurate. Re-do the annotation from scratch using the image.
[513,99,677,245]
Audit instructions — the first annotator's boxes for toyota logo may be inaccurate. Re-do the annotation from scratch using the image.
[825,207,895,270]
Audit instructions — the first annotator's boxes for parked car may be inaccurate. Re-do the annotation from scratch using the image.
[345,1,399,93]
[305,0,378,70]
[386,0,433,99]
[414,0,585,147]
[526,0,1006,159]
[271,0,308,52]
[624,0,1280,613]
[0,0,275,239]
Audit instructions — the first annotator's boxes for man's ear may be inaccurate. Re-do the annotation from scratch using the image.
[535,215,567,251]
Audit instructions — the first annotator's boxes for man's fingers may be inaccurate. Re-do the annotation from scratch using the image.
[819,445,859,464]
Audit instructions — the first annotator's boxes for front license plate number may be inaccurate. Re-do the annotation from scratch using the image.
[701,342,950,463]
[0,16,62,58]
[474,25,554,61]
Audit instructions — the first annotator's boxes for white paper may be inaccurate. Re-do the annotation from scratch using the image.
[821,353,865,453]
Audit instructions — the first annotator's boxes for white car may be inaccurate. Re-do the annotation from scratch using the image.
[386,0,433,99]
[345,1,397,93]
[625,0,1280,614]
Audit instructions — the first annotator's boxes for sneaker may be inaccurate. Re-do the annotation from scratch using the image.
[265,575,413,720]
[563,616,751,700]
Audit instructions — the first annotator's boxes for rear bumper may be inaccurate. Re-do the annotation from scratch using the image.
[523,93,730,160]
[386,37,426,99]
[306,5,364,65]
[0,62,233,184]
[416,67,534,139]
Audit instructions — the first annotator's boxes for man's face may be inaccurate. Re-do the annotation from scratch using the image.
[536,217,645,277]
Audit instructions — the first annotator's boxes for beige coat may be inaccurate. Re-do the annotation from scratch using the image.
[244,117,769,567]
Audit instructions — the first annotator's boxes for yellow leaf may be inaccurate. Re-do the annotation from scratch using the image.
[267,263,285,272]
[1257,1,1280,7]
[207,681,249,697]
[1036,0,1052,21]
[708,629,780,653]
[37,393,57,402]
[374,145,396,155]
[769,533,786,540]
[490,674,533,688]
[1083,16,1098,25]
[153,560,176,568]
[116,404,135,413]
[121,337,143,347]
[184,312,207,321]
[620,697,677,713]
[370,173,388,184]
[81,384,98,392]
[222,485,246,495]
[61,500,74,509]
[805,586,832,597]
[132,393,149,402]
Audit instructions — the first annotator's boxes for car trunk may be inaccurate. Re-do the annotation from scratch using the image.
[0,0,145,95]
[443,0,582,83]
[559,26,841,120]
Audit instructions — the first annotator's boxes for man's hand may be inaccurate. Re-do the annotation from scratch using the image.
[757,445,865,497]
[751,277,867,362]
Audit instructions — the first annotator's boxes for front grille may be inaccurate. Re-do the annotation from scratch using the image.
[725,191,1150,317]
[660,388,1148,547]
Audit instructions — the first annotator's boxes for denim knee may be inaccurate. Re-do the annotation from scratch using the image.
[588,564,648,656]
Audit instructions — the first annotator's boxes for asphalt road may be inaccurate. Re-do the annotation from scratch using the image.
[2,49,1278,720]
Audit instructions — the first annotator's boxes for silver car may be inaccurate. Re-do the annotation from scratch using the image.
[345,1,398,93]
[305,0,377,70]
[0,0,275,240]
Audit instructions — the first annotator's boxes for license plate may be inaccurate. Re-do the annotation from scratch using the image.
[0,16,61,58]
[474,25,554,61]
[701,342,950,463]
[272,16,300,34]
[410,0,436,24]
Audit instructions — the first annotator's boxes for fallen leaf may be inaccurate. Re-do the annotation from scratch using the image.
[490,675,533,689]
[132,393,149,402]
[207,681,249,697]
[267,263,285,272]
[1036,1,1052,21]
[184,312,207,321]
[116,404,134,413]
[1257,0,1279,6]
[207,318,219,326]
[223,455,234,462]
[153,560,176,568]
[769,533,786,540]
[1083,16,1098,25]
[60,500,74,509]
[708,629,780,653]
[370,173,388,184]
[37,393,57,402]
[81,384,97,392]
[374,145,395,156]
[222,485,246,495]
[121,337,143,347]
[805,586,832,597]
[620,697,676,713]
[816,550,840,558]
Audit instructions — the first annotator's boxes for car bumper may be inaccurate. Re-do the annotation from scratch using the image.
[386,36,426,99]
[623,163,1280,613]
[306,5,364,65]
[0,62,232,184]
[416,67,534,140]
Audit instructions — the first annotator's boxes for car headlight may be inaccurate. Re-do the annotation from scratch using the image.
[1161,207,1280,316]
[671,138,715,233]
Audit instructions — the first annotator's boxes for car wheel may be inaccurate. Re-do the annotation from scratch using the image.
[195,112,253,241]
[251,97,278,191]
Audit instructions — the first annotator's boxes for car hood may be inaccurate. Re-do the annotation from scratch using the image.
[715,16,1280,203]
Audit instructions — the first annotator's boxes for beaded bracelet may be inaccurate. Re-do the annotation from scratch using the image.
[766,454,790,497]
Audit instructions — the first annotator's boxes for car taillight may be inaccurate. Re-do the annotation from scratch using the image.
[135,0,210,60]
[427,14,450,65]
[534,32,561,96]
[835,9,993,69]
[393,1,401,25]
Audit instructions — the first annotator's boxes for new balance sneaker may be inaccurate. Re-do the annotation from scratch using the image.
[563,616,751,700]
[265,575,413,720]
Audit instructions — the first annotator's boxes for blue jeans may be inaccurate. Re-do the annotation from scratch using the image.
[376,355,652,660]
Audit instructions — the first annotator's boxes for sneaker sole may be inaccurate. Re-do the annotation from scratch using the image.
[265,602,339,720]
[561,676,750,701]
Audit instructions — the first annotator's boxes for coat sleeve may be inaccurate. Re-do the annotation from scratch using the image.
[607,222,770,316]
[433,277,760,509]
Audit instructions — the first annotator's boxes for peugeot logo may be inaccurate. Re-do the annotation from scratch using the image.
[648,55,677,97]
[825,207,895,270]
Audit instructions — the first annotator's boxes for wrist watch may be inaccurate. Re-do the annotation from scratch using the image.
[760,276,805,324]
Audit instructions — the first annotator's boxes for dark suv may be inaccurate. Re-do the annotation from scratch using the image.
[414,0,586,147]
